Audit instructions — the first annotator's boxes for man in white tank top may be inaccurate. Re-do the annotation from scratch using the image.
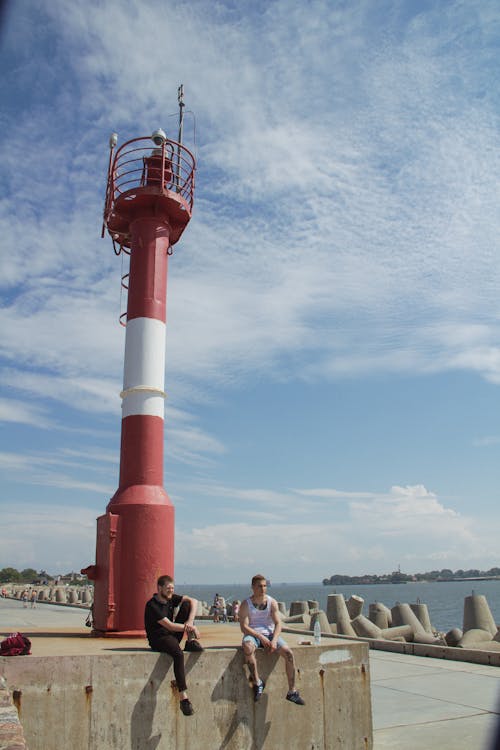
[239,573,305,705]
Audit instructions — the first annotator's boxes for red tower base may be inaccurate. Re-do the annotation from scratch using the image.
[87,486,174,636]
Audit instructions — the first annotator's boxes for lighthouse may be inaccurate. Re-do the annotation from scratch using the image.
[82,89,195,635]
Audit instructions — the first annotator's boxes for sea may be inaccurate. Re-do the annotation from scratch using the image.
[181,579,500,633]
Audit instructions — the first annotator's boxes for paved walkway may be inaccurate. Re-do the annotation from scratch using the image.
[1,598,500,748]
[370,649,500,749]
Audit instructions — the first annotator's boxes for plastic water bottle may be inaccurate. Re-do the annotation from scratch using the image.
[314,619,321,645]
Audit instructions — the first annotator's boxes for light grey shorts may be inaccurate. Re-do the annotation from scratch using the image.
[242,634,287,649]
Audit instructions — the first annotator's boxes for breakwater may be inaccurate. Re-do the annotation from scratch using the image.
[182,579,500,632]
[4,579,500,636]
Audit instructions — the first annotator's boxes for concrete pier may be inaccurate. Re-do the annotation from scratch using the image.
[0,601,372,750]
[2,598,500,749]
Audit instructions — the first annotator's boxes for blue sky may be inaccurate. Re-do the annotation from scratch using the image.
[1,0,500,583]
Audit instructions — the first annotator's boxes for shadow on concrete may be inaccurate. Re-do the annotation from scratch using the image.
[130,655,170,750]
[210,650,280,750]
[129,650,203,749]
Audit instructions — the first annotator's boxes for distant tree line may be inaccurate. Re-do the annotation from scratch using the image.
[322,567,500,585]
[0,568,86,585]
[0,567,40,583]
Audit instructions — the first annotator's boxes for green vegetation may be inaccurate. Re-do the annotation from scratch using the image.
[0,567,39,583]
[0,568,86,584]
[322,567,500,585]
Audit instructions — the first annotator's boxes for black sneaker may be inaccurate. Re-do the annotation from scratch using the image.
[253,679,265,702]
[184,639,204,652]
[286,690,305,705]
[180,698,194,716]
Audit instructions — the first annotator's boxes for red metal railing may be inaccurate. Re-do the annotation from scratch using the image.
[103,135,196,237]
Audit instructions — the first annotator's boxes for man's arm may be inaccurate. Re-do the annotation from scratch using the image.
[146,598,185,634]
[269,599,282,647]
[157,616,184,633]
[180,595,199,635]
[153,595,198,635]
[239,599,251,635]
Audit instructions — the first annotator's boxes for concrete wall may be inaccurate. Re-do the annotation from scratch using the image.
[0,675,27,750]
[1,642,372,750]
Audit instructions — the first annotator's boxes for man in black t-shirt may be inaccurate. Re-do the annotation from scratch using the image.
[144,574,204,716]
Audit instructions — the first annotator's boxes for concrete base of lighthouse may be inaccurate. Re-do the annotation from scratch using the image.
[86,485,174,636]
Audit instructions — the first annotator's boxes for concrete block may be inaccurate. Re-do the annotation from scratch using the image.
[286,613,311,630]
[346,595,364,620]
[409,602,433,633]
[412,632,445,645]
[310,610,332,635]
[463,594,497,636]
[391,603,426,635]
[445,628,463,647]
[380,625,414,642]
[1,643,372,749]
[457,629,495,648]
[368,603,389,629]
[351,615,381,639]
[289,601,308,617]
[326,595,356,636]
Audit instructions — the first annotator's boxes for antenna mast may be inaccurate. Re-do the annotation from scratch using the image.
[177,84,185,190]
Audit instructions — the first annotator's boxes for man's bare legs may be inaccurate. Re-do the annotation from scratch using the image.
[243,640,261,685]
[244,641,302,702]
[279,645,297,692]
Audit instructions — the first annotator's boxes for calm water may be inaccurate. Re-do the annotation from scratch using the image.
[181,580,500,633]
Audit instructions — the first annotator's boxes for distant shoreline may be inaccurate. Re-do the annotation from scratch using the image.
[322,576,500,585]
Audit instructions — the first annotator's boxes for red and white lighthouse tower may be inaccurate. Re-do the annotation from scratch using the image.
[83,90,195,635]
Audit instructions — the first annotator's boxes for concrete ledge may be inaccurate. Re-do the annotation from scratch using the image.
[1,642,372,750]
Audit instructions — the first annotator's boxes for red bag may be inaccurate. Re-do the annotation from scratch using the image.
[0,632,31,656]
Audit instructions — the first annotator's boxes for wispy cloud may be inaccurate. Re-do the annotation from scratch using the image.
[0,398,52,428]
[3,0,500,402]
[173,483,493,581]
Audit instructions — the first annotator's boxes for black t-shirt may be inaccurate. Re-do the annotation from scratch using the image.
[144,593,183,643]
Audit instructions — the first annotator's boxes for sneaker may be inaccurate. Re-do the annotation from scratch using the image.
[253,679,265,702]
[184,639,204,652]
[180,698,194,716]
[286,690,305,705]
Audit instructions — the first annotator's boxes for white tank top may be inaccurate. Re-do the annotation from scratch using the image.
[246,596,275,636]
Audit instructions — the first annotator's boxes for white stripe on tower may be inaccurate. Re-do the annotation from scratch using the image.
[121,317,166,419]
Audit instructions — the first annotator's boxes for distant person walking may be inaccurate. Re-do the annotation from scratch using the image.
[144,575,204,717]
[213,593,226,623]
[239,573,305,705]
[219,595,227,623]
[30,590,37,608]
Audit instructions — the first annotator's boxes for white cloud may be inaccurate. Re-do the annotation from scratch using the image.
[3,0,500,400]
[170,482,496,582]
[0,398,52,428]
[0,502,97,574]
[0,477,497,582]
[0,450,114,495]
